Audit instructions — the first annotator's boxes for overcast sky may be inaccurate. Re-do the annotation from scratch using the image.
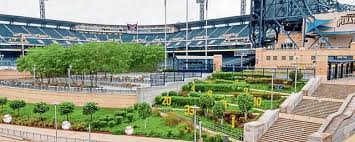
[0,0,354,25]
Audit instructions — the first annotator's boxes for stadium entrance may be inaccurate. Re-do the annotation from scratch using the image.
[174,56,218,73]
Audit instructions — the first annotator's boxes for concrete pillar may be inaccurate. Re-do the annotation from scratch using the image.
[213,55,223,72]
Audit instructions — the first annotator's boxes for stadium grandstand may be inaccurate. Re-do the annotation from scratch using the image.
[0,14,253,71]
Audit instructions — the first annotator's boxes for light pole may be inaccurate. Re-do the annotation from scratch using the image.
[68,65,73,87]
[240,53,246,67]
[0,54,4,67]
[33,65,37,81]
[54,103,58,142]
[271,69,275,109]
[89,123,91,142]
[191,105,200,142]
[294,56,299,93]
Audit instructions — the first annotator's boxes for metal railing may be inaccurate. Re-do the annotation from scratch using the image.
[0,81,136,95]
[150,71,203,86]
[0,127,108,142]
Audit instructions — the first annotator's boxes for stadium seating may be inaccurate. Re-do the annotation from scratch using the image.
[55,28,75,37]
[41,27,63,39]
[96,34,109,41]
[209,26,230,38]
[25,26,47,35]
[6,25,29,34]
[27,38,42,45]
[0,24,14,37]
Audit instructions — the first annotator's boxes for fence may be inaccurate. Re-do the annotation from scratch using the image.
[222,66,315,80]
[183,115,244,141]
[0,127,108,142]
[150,71,203,86]
[0,81,136,95]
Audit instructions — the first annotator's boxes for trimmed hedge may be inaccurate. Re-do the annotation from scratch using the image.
[245,78,291,85]
[155,96,199,106]
[194,84,249,92]
[211,72,272,80]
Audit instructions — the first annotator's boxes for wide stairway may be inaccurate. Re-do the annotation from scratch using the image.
[258,83,355,142]
[259,119,321,142]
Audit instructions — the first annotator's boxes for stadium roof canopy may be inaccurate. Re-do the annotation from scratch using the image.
[174,15,250,29]
[0,14,250,28]
[0,14,79,27]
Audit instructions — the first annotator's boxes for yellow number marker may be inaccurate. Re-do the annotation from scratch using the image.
[162,96,172,106]
[207,90,213,96]
[231,115,236,128]
[184,105,194,116]
[253,97,262,107]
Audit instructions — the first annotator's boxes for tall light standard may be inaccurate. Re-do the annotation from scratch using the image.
[89,123,91,142]
[33,65,37,81]
[54,102,58,142]
[191,105,200,142]
[294,56,299,93]
[271,69,275,109]
[68,65,73,87]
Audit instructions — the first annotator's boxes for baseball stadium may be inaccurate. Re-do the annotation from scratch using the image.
[0,0,354,142]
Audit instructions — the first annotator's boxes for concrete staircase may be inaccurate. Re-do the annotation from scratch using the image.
[259,118,321,142]
[291,99,343,118]
[249,80,355,142]
[312,84,355,99]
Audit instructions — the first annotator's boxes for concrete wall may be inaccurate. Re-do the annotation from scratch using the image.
[244,109,280,142]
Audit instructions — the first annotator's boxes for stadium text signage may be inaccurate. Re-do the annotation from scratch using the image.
[337,13,355,27]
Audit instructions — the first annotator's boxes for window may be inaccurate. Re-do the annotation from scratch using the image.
[266,56,271,60]
[282,56,286,60]
[289,56,294,60]
[273,56,278,60]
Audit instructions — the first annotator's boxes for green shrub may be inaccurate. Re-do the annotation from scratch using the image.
[107,120,116,127]
[71,122,86,131]
[126,113,134,122]
[115,111,127,117]
[188,91,202,97]
[193,84,249,92]
[168,91,178,96]
[182,85,190,91]
[161,92,168,96]
[214,79,235,84]
[212,72,271,80]
[155,96,200,106]
[124,107,134,113]
[133,103,140,110]
[9,100,26,116]
[289,70,304,82]
[245,78,290,85]
[115,116,124,124]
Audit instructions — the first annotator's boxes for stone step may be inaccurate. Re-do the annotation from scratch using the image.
[291,99,342,118]
[312,84,355,100]
[258,118,321,142]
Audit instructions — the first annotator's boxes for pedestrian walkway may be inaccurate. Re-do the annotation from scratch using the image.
[0,124,188,142]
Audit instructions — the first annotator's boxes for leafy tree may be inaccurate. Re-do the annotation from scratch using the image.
[212,102,226,123]
[58,102,75,121]
[199,95,215,116]
[137,102,152,129]
[0,97,7,113]
[237,93,254,120]
[289,70,304,82]
[33,102,50,120]
[9,100,26,116]
[82,102,99,121]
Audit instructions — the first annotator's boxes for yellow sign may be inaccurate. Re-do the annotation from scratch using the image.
[184,105,194,116]
[231,115,236,128]
[222,100,228,109]
[243,87,249,94]
[162,96,172,106]
[254,97,262,107]
[191,83,196,92]
[207,90,213,96]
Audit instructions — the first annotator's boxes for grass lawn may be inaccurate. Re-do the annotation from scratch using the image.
[0,101,195,141]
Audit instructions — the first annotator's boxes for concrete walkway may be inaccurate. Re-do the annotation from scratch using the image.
[0,124,188,142]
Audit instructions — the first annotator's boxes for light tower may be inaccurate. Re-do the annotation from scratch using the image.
[39,0,48,19]
[241,0,246,15]
[196,0,205,20]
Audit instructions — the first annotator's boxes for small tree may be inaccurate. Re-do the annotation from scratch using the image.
[9,100,26,116]
[137,102,152,129]
[0,97,7,113]
[237,93,254,120]
[58,102,75,121]
[289,70,304,82]
[212,102,226,124]
[82,102,99,121]
[33,102,50,120]
[199,95,215,116]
